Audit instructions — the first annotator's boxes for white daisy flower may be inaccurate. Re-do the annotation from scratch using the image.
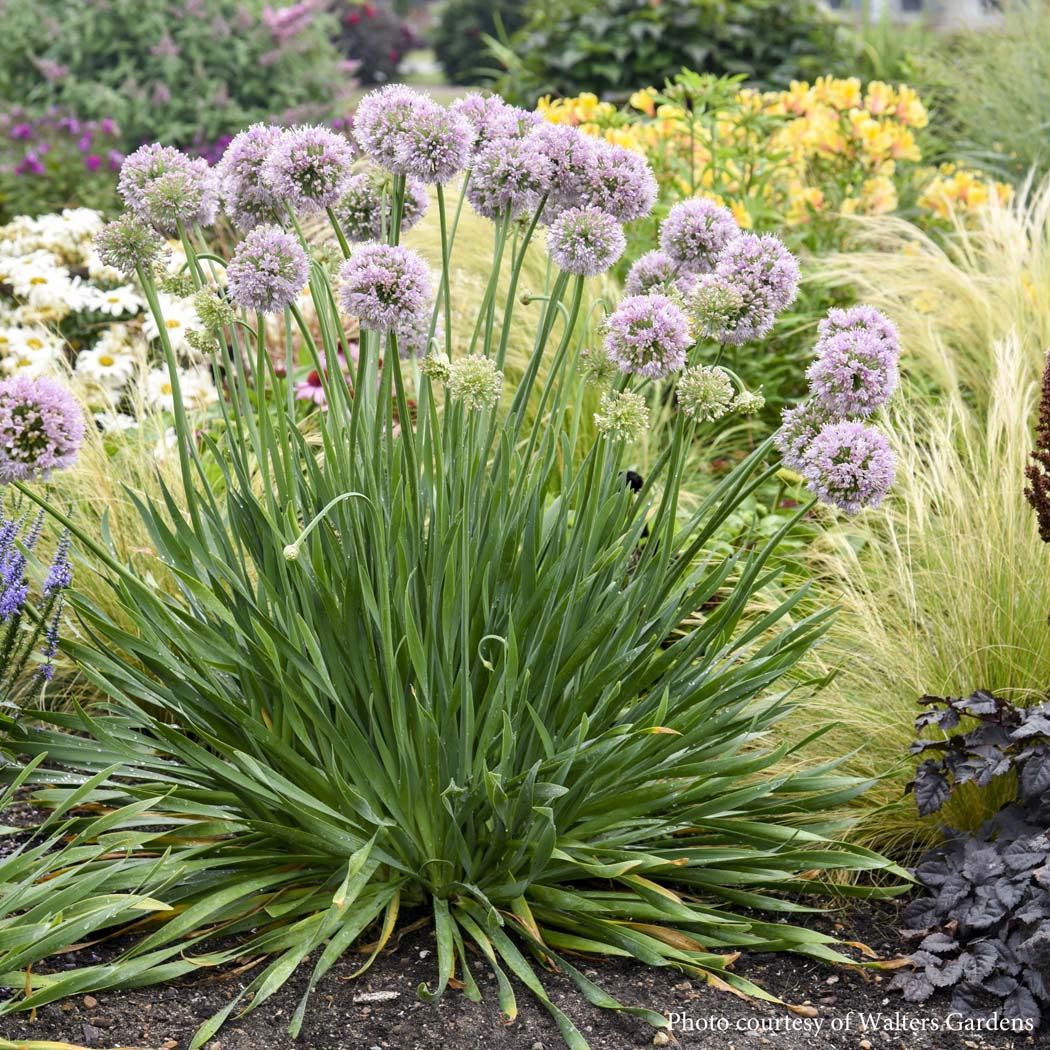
[93,411,139,433]
[143,293,201,355]
[87,284,144,318]
[76,343,137,389]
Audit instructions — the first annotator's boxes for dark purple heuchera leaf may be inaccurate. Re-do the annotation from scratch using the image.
[912,761,952,816]
[897,688,1050,1027]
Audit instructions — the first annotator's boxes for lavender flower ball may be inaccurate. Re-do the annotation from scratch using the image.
[451,93,541,152]
[467,137,552,220]
[0,375,85,483]
[818,304,899,352]
[263,125,356,214]
[353,85,434,169]
[581,142,657,223]
[217,124,285,230]
[710,233,801,345]
[339,244,432,334]
[118,144,218,231]
[226,226,310,315]
[547,206,625,277]
[659,198,740,274]
[392,104,473,184]
[806,328,900,419]
[624,250,697,298]
[603,293,692,378]
[95,213,168,278]
[800,421,896,514]
[774,399,828,472]
[528,123,597,213]
[334,172,428,242]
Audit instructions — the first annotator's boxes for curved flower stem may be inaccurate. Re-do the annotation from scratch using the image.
[436,184,453,358]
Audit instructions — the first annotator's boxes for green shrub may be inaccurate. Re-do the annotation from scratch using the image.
[491,0,853,107]
[432,0,529,85]
[333,1,416,85]
[0,0,349,150]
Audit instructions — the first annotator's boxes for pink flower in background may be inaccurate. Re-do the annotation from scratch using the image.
[263,0,323,44]
[85,154,102,171]
[151,82,173,106]
[150,31,181,59]
[29,57,70,83]
[295,369,327,407]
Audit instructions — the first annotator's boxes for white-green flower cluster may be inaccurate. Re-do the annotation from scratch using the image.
[579,344,616,386]
[594,389,649,441]
[447,354,503,410]
[676,365,735,422]
[192,288,235,333]
[420,350,452,383]
[733,389,765,415]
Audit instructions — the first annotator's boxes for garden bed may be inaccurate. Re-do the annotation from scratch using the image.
[0,903,1039,1050]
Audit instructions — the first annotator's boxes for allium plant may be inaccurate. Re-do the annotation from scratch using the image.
[3,87,905,1049]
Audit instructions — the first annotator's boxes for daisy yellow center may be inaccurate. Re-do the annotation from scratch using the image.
[29,276,47,285]
[99,355,115,367]
[166,319,181,329]
[26,338,44,350]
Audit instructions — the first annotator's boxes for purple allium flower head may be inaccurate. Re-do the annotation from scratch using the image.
[391,104,472,184]
[527,123,597,213]
[547,206,625,277]
[94,213,168,278]
[451,93,541,152]
[581,142,657,223]
[806,328,899,419]
[352,85,434,169]
[226,225,310,315]
[0,375,85,484]
[118,144,218,229]
[800,421,896,514]
[660,197,740,275]
[262,125,356,214]
[709,233,800,345]
[467,136,552,221]
[817,304,899,352]
[339,244,432,334]
[217,123,286,230]
[141,168,220,234]
[603,293,692,379]
[624,249,698,298]
[333,171,428,242]
[774,399,828,472]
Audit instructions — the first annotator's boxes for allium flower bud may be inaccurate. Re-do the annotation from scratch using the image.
[263,125,356,213]
[339,244,432,335]
[94,213,168,278]
[800,421,896,514]
[420,351,451,383]
[686,275,747,342]
[547,206,625,277]
[676,365,735,422]
[0,375,85,483]
[217,123,286,230]
[806,327,899,419]
[192,288,235,331]
[578,344,617,386]
[333,171,428,242]
[733,390,765,415]
[118,144,218,231]
[467,137,552,221]
[226,226,310,315]
[581,142,657,223]
[603,293,692,379]
[594,389,649,441]
[447,354,503,410]
[659,197,740,274]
